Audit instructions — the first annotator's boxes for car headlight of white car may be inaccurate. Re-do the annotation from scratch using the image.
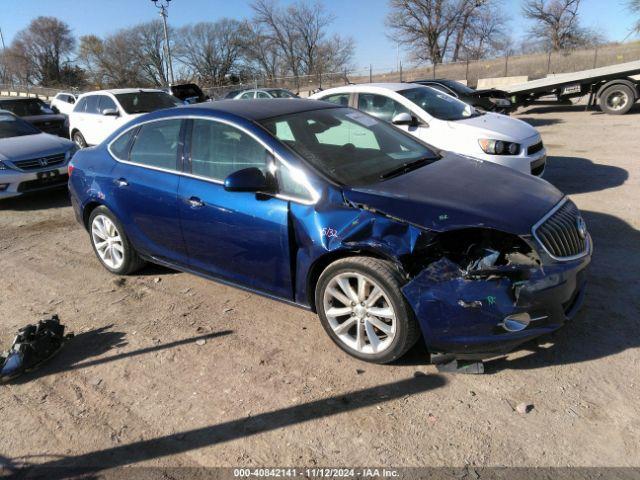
[478,139,520,156]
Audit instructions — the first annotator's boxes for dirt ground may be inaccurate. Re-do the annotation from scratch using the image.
[1,102,639,476]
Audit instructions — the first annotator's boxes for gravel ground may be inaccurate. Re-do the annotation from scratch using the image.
[0,103,639,475]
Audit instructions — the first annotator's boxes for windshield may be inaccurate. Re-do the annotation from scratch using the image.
[268,89,296,98]
[0,113,40,138]
[0,99,54,117]
[260,107,438,186]
[399,86,475,121]
[115,92,182,114]
[442,81,476,96]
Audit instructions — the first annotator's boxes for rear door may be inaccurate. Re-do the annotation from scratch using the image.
[80,95,103,145]
[178,118,292,298]
[109,118,188,265]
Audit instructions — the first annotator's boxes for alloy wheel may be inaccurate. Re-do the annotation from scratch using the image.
[323,272,397,355]
[606,91,629,111]
[91,214,125,270]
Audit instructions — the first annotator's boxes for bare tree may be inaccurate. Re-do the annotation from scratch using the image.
[522,0,592,50]
[629,0,640,34]
[10,16,75,86]
[243,22,281,80]
[133,20,170,87]
[386,0,490,65]
[174,19,247,86]
[251,0,353,82]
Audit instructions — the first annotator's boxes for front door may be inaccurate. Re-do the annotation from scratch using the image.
[178,118,292,299]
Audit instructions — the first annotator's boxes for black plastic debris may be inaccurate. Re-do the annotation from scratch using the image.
[0,315,73,383]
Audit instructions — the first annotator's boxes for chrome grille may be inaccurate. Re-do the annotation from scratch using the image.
[528,141,544,155]
[13,153,66,171]
[533,200,587,260]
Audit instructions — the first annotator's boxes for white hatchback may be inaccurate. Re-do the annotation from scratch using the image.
[311,83,547,176]
[68,88,182,147]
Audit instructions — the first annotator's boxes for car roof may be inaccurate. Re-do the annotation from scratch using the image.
[315,83,424,95]
[77,88,165,98]
[180,98,338,121]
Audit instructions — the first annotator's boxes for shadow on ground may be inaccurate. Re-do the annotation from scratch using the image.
[13,373,446,478]
[6,326,233,385]
[520,102,640,115]
[0,187,70,211]
[545,156,628,195]
[517,116,564,127]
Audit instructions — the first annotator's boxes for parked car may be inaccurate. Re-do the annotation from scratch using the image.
[68,88,183,148]
[310,83,546,176]
[231,88,298,100]
[51,92,78,115]
[68,99,591,364]
[165,83,209,104]
[0,110,76,199]
[0,97,67,137]
[411,79,512,114]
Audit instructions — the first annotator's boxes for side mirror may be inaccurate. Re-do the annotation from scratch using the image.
[392,112,418,126]
[224,167,268,193]
[102,108,119,116]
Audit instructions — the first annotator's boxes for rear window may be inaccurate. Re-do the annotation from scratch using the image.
[115,92,181,114]
[0,99,53,117]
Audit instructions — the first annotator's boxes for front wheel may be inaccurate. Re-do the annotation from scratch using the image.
[315,257,420,364]
[88,206,145,275]
[72,130,88,148]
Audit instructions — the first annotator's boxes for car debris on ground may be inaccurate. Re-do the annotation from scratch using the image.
[0,315,72,384]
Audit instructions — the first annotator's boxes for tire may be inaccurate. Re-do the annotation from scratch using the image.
[599,85,636,115]
[88,206,145,275]
[315,256,420,364]
[72,130,88,148]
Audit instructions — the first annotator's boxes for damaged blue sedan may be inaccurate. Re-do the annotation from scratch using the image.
[68,99,592,365]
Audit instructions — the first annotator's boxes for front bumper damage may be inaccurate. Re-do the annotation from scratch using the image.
[402,238,591,359]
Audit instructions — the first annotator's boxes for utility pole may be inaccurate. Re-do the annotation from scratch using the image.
[151,0,175,86]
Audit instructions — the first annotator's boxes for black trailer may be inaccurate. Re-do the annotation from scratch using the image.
[504,60,640,115]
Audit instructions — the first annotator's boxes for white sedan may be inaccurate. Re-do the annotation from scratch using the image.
[68,88,182,147]
[311,83,547,176]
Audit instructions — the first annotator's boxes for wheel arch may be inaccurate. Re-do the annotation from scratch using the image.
[596,78,639,99]
[305,247,403,313]
[82,200,104,230]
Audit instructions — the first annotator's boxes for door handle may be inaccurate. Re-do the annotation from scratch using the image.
[188,196,204,208]
[114,178,128,187]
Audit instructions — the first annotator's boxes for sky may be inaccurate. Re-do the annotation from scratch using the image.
[0,0,637,73]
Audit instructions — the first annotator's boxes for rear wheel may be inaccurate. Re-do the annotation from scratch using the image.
[88,206,145,275]
[72,130,87,148]
[315,257,420,364]
[599,85,636,115]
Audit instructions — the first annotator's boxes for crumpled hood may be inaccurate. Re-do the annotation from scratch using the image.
[0,133,74,162]
[343,153,563,236]
[446,112,538,142]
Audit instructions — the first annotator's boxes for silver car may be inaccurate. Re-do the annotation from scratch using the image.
[0,110,77,199]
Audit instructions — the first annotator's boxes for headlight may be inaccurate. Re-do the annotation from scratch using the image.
[478,139,520,155]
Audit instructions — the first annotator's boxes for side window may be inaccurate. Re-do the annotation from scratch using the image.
[84,95,100,114]
[256,91,270,99]
[321,93,350,107]
[98,96,118,113]
[129,119,182,170]
[109,128,136,160]
[240,92,254,100]
[73,97,87,113]
[357,93,410,122]
[68,96,76,104]
[189,119,270,181]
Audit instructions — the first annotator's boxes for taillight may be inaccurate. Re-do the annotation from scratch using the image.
[68,163,75,176]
